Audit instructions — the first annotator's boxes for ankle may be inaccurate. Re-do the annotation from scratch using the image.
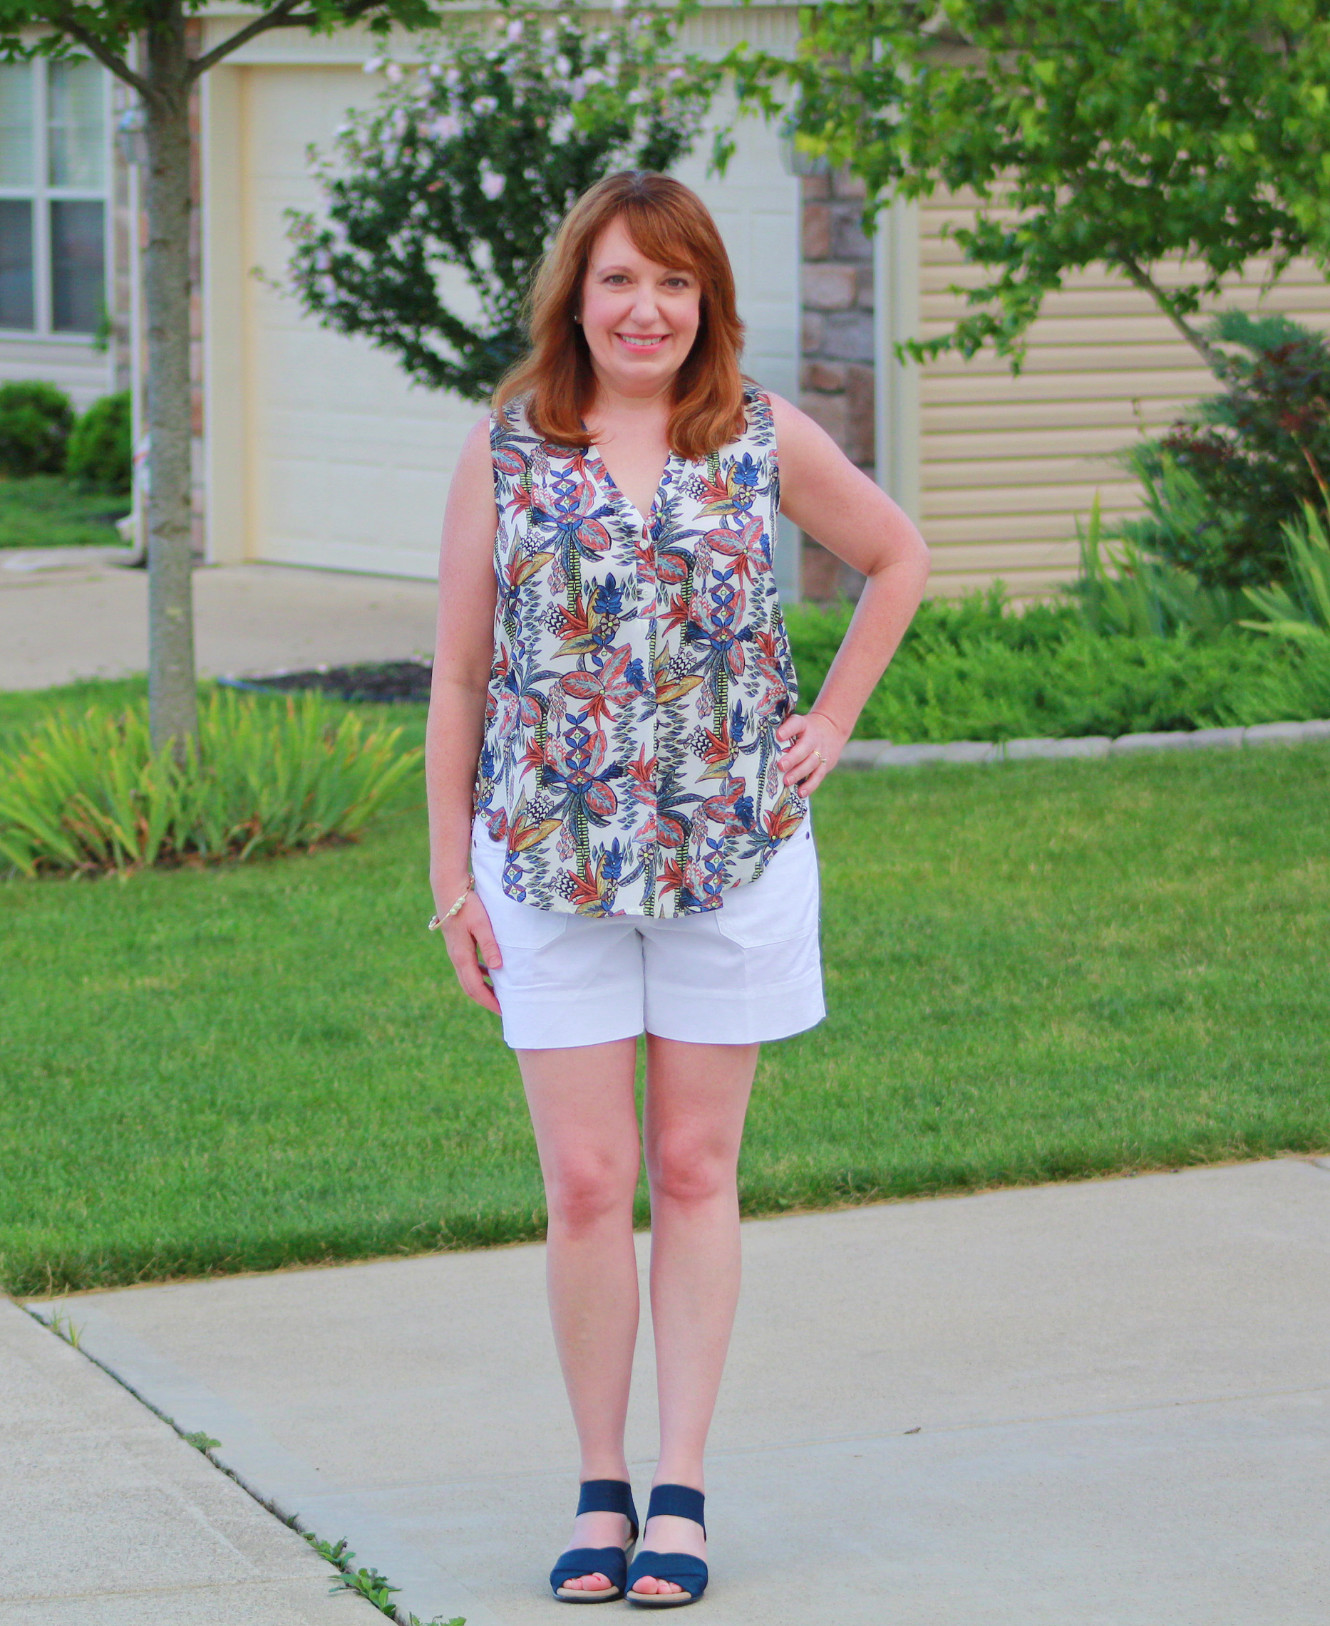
[579,1465,631,1486]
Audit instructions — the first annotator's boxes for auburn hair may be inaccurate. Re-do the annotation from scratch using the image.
[494,172,747,461]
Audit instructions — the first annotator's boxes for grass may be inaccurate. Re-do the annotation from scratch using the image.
[0,474,131,550]
[3,678,1328,1297]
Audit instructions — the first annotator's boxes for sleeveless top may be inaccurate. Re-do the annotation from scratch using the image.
[473,384,807,918]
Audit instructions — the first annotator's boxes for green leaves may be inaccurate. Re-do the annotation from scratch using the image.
[0,689,421,878]
[1243,502,1330,642]
[286,0,718,402]
[733,0,1330,374]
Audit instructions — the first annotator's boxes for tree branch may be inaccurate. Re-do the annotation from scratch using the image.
[1117,254,1230,381]
[39,7,154,101]
[186,0,305,80]
[187,0,394,80]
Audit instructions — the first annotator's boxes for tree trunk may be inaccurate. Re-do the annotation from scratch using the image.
[143,3,198,750]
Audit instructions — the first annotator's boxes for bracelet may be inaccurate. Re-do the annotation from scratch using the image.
[428,877,473,930]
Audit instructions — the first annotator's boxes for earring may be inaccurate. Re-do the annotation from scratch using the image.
[573,314,581,324]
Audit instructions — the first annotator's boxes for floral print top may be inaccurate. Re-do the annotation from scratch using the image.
[474,384,807,918]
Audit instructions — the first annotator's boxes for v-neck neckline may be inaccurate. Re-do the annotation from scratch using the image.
[585,441,676,534]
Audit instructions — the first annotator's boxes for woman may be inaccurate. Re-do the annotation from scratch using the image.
[426,171,928,1607]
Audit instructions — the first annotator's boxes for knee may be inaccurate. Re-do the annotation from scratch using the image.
[647,1133,735,1208]
[544,1150,637,1234]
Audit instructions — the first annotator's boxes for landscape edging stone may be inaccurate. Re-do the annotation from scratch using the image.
[838,718,1330,771]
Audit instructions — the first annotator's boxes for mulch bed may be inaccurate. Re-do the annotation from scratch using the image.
[222,659,433,704]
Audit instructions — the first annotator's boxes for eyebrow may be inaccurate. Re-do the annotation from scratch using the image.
[593,262,694,278]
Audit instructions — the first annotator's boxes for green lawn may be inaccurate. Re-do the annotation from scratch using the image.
[0,474,132,550]
[3,684,1329,1296]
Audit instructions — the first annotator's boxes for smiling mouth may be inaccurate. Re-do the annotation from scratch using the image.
[616,333,670,349]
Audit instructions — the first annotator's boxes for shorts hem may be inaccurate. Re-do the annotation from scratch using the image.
[642,990,826,1047]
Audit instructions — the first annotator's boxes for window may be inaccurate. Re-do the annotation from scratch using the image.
[0,58,108,337]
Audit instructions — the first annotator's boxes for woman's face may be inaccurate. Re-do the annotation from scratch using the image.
[578,215,702,399]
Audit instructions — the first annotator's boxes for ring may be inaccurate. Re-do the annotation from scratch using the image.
[812,750,825,764]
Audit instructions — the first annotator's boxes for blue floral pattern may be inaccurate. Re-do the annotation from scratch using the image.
[475,386,806,917]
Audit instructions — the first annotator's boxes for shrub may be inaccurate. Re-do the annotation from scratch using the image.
[0,381,73,478]
[67,391,132,495]
[0,689,422,878]
[1112,311,1330,590]
[1242,501,1330,643]
[785,586,1330,745]
[1067,496,1242,640]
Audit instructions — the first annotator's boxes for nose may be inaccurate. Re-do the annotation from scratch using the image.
[629,285,661,327]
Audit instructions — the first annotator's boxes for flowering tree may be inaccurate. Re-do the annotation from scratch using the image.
[287,1,718,401]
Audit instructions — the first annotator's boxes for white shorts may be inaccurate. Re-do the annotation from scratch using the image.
[470,819,826,1051]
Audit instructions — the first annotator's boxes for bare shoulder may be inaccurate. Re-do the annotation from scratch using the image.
[764,391,840,462]
[456,414,494,474]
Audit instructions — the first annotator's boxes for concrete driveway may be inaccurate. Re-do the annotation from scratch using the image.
[0,552,438,690]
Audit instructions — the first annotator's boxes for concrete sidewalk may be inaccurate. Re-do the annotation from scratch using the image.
[0,1299,380,1624]
[0,553,437,690]
[27,1158,1330,1625]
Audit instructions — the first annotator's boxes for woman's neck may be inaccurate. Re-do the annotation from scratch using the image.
[585,374,675,443]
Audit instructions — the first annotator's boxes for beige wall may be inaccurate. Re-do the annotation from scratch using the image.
[908,191,1330,598]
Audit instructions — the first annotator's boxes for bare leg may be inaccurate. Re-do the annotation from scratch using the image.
[630,1035,759,1597]
[519,1037,641,1593]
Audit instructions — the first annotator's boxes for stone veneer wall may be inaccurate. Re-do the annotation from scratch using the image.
[798,169,874,602]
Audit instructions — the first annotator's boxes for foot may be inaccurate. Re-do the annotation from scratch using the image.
[559,1509,635,1595]
[627,1513,707,1599]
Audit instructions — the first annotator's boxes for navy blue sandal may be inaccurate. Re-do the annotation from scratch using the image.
[626,1484,707,1608]
[550,1478,640,1604]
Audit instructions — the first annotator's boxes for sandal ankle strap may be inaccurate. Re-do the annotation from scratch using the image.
[577,1478,640,1538]
[645,1482,705,1533]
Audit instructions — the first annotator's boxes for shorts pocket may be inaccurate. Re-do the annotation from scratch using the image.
[713,826,819,948]
[483,889,570,950]
[470,831,569,949]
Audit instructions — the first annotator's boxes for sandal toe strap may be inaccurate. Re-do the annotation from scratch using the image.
[627,1550,709,1596]
[551,1545,629,1593]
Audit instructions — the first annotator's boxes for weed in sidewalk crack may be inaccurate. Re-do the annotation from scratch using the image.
[303,1532,464,1626]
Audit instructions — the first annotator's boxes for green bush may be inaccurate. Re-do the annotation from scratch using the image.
[0,381,73,478]
[0,689,422,878]
[1111,311,1330,590]
[785,587,1330,744]
[1243,501,1330,643]
[1067,496,1242,640]
[67,390,132,495]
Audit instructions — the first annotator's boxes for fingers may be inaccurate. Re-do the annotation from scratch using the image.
[442,899,503,1015]
[777,710,843,793]
[779,730,833,792]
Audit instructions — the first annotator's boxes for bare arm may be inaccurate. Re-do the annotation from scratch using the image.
[768,393,930,793]
[426,418,504,1013]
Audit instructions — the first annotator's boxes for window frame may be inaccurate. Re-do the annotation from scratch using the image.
[0,55,112,343]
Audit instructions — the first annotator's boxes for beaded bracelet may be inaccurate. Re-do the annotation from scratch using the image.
[427,877,473,931]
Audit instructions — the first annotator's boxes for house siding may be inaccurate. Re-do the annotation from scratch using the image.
[914,190,1330,597]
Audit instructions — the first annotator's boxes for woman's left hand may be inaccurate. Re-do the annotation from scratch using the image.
[775,708,849,795]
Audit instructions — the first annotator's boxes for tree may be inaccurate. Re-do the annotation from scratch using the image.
[730,0,1330,379]
[287,1,717,402]
[0,0,443,749]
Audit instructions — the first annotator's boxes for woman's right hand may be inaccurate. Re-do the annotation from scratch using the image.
[439,893,504,1016]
